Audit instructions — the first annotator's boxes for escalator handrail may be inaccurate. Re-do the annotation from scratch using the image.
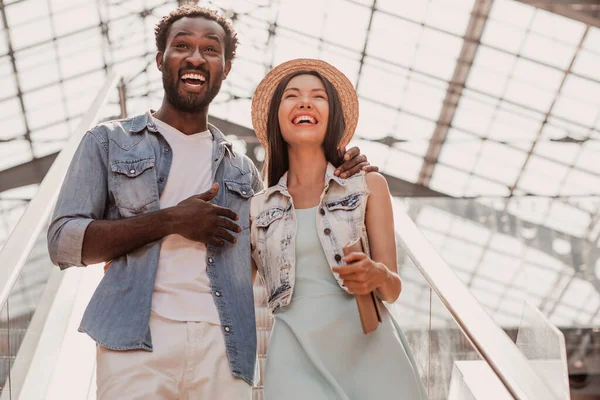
[0,72,120,312]
[394,208,562,400]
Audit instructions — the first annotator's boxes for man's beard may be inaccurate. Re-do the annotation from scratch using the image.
[162,68,222,113]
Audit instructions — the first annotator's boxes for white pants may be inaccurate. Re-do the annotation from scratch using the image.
[96,312,251,400]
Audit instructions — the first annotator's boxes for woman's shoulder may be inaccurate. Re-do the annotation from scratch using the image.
[364,171,390,195]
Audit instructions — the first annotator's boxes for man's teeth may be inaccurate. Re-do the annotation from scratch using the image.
[181,73,207,82]
[293,115,316,124]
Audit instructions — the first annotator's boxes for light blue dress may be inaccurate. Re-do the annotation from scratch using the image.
[264,207,428,399]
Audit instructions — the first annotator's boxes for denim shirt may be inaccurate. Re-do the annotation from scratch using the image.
[47,111,263,385]
[250,163,370,314]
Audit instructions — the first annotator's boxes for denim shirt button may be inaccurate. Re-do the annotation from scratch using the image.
[158,177,165,183]
[215,291,221,297]
[129,169,135,174]
[208,257,214,263]
[224,326,231,332]
[164,147,170,153]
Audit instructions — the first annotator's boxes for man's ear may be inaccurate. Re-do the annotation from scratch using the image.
[223,59,232,80]
[156,52,164,72]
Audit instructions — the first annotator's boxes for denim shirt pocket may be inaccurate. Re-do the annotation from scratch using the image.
[325,192,363,223]
[224,180,254,230]
[110,157,158,215]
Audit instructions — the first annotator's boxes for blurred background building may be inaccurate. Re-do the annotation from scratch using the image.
[1,0,600,399]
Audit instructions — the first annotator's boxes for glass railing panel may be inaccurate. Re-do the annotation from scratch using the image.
[253,282,269,400]
[391,254,514,400]
[0,72,121,400]
[516,302,570,399]
[0,300,11,396]
[399,196,593,397]
[393,201,561,399]
[0,226,53,399]
[399,196,599,333]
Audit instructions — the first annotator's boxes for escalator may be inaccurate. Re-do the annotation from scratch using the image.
[0,74,568,400]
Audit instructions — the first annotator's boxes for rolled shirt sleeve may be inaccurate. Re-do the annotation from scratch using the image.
[47,129,109,269]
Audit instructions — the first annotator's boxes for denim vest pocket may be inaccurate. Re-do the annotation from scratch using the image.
[110,158,157,214]
[325,192,363,223]
[255,206,285,231]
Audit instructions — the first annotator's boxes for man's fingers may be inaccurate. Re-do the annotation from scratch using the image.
[335,146,358,176]
[214,205,239,221]
[338,154,367,178]
[343,146,360,161]
[198,183,219,201]
[362,164,379,173]
[217,217,242,233]
[213,228,237,244]
[207,236,225,247]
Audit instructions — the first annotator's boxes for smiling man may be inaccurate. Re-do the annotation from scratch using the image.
[47,5,375,399]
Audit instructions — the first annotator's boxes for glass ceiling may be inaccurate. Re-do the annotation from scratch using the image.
[2,0,600,196]
[2,0,600,327]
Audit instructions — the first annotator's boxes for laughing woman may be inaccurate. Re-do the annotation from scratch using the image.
[249,59,427,399]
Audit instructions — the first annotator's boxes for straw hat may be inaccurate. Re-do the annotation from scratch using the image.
[251,58,359,149]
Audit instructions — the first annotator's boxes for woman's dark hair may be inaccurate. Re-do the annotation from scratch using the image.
[264,71,346,187]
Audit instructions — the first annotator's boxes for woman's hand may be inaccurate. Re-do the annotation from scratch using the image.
[332,252,390,295]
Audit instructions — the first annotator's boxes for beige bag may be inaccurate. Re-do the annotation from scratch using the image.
[343,236,382,334]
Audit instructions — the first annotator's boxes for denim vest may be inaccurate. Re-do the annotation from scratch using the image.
[250,163,369,314]
[47,111,263,385]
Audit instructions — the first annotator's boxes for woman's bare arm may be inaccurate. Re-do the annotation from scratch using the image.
[333,172,402,303]
[364,172,402,302]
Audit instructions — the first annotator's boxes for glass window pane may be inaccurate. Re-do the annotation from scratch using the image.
[375,0,429,23]
[529,8,585,46]
[322,0,369,52]
[572,49,600,82]
[0,57,17,99]
[488,0,534,29]
[0,139,32,171]
[520,33,577,70]
[9,19,54,51]
[52,4,100,37]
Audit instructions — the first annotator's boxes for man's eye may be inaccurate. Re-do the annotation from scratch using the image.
[176,44,188,49]
[205,47,217,52]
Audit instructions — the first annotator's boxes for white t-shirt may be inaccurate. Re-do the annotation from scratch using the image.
[151,117,220,324]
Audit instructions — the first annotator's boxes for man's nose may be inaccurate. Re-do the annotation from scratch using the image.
[186,49,206,67]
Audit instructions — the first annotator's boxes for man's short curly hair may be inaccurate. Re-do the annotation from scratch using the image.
[154,4,238,62]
